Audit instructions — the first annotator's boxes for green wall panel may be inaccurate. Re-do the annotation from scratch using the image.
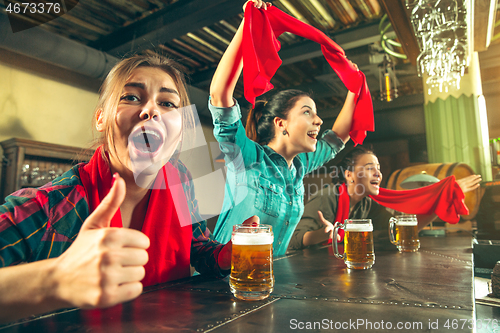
[424,94,491,179]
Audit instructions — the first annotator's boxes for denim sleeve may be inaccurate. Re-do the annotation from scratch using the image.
[208,98,242,127]
[208,98,260,168]
[300,130,345,174]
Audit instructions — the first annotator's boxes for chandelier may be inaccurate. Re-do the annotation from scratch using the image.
[406,0,469,94]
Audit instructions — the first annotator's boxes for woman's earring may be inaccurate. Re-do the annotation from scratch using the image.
[283,129,288,136]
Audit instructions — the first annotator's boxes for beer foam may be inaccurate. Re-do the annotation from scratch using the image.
[344,224,373,232]
[232,233,274,245]
[397,221,418,226]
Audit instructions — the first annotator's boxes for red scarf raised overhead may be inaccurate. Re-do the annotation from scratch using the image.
[242,5,374,145]
[79,146,192,287]
[333,176,469,241]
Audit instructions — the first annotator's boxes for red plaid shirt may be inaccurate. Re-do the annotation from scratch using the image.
[0,162,228,278]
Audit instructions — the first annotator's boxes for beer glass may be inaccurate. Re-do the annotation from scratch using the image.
[333,219,374,269]
[389,214,420,252]
[229,224,274,301]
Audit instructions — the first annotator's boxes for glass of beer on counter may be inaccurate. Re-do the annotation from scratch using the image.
[389,214,420,252]
[333,219,374,269]
[229,224,274,301]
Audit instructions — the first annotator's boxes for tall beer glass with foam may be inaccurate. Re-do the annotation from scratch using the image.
[333,219,374,269]
[229,224,274,300]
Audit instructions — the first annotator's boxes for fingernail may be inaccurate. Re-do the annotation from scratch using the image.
[113,173,119,179]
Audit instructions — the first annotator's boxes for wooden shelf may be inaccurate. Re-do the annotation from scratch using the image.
[0,138,94,201]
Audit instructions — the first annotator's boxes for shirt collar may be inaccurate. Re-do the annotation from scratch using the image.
[263,145,279,157]
[263,145,303,174]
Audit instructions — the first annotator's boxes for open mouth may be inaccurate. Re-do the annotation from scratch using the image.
[307,130,318,140]
[370,180,380,188]
[130,127,164,154]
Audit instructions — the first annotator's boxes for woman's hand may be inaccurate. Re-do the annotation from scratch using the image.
[317,211,341,242]
[456,174,482,194]
[302,211,340,247]
[218,215,260,270]
[212,1,274,107]
[243,0,272,11]
[51,175,150,309]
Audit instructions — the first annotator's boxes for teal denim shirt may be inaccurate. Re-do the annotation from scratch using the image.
[209,99,345,256]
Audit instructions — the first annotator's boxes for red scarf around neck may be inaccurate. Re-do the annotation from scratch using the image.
[333,176,469,241]
[242,4,374,145]
[79,146,192,286]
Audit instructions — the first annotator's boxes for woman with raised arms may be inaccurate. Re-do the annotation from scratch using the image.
[209,0,358,256]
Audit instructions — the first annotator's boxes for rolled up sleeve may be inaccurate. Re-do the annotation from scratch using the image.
[209,98,242,126]
[301,130,345,174]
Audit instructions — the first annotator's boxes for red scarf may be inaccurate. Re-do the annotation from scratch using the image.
[242,5,374,145]
[333,176,468,242]
[79,147,192,286]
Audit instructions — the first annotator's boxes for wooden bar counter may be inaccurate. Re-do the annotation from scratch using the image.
[0,235,474,332]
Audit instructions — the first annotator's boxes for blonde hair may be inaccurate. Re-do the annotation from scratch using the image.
[92,51,193,161]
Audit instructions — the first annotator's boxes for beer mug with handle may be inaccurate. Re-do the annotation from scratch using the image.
[333,219,375,269]
[389,214,420,252]
[230,224,274,301]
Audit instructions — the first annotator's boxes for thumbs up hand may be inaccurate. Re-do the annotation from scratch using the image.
[51,174,150,309]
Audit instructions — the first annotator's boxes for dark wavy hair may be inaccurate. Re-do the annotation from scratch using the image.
[332,146,376,184]
[245,89,311,145]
